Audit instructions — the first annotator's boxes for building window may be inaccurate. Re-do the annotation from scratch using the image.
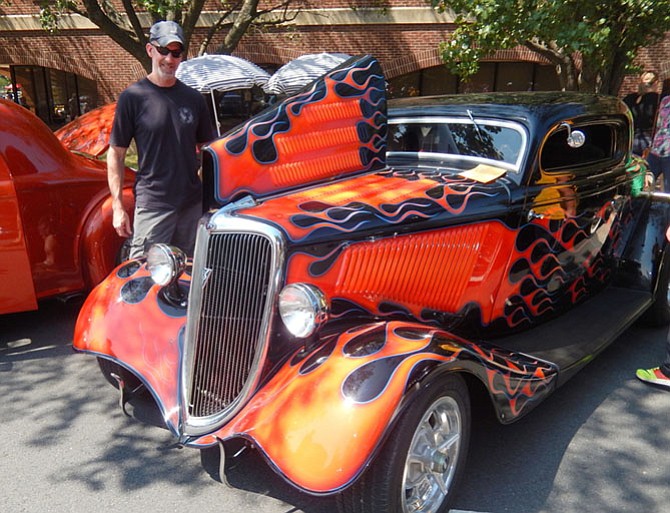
[0,64,99,129]
[388,62,559,98]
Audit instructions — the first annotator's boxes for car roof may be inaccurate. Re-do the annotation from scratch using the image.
[387,92,630,132]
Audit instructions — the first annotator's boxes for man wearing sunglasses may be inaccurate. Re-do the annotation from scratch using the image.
[107,20,214,259]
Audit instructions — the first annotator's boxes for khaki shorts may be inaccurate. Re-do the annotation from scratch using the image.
[129,201,202,259]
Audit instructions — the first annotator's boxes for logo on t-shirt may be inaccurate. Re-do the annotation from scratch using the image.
[178,107,195,125]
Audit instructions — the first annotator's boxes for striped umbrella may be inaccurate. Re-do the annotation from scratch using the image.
[176,54,270,135]
[176,54,270,93]
[264,53,352,96]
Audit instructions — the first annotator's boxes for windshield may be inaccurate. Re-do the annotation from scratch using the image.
[387,116,527,176]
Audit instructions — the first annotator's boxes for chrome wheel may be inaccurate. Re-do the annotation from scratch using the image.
[336,375,470,513]
[401,395,462,513]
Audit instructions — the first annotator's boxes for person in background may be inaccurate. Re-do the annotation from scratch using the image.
[107,20,214,259]
[637,229,670,390]
[624,71,659,157]
[646,81,670,192]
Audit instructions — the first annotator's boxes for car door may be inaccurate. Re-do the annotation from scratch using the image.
[0,152,38,313]
[495,118,629,328]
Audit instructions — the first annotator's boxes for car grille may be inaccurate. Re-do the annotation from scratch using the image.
[184,223,278,426]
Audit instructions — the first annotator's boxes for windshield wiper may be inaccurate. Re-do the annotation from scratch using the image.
[467,109,484,144]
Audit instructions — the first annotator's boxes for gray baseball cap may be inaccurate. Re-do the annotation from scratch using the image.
[149,21,184,47]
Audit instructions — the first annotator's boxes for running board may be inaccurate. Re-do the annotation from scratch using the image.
[490,287,652,386]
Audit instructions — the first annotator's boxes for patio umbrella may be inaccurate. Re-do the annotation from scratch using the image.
[176,54,271,135]
[176,54,270,93]
[264,52,352,96]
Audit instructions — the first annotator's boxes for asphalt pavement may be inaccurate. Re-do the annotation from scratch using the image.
[1,298,669,513]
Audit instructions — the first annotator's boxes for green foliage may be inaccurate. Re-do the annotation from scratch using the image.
[33,0,302,71]
[136,0,188,18]
[37,0,78,33]
[428,0,670,93]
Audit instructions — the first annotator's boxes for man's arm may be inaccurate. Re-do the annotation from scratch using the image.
[107,145,133,238]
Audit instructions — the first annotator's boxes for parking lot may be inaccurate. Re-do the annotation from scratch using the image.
[1,298,669,513]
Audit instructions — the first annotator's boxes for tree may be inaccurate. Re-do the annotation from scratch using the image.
[37,0,304,71]
[428,0,670,94]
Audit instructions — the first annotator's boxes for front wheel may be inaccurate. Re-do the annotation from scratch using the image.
[337,374,471,513]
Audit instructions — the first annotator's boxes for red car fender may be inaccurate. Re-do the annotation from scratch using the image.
[77,184,134,288]
[73,261,186,432]
[192,321,558,493]
[191,322,460,493]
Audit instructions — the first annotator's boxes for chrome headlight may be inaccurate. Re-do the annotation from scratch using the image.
[278,283,328,338]
[146,244,186,286]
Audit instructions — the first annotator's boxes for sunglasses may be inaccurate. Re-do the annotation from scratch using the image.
[151,44,184,58]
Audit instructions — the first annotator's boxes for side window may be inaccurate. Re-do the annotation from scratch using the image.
[540,121,626,173]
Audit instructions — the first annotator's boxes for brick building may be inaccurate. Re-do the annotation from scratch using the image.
[1,0,668,128]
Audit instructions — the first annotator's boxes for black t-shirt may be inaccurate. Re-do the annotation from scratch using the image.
[110,78,214,209]
[623,92,660,132]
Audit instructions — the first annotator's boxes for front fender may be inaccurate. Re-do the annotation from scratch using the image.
[73,260,187,433]
[189,320,558,494]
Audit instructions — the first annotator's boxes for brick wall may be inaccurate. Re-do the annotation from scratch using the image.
[2,0,669,102]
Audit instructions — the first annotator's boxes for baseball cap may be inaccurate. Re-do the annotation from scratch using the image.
[149,21,185,47]
[641,71,658,85]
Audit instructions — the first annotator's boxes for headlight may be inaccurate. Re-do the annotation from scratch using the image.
[278,283,328,338]
[146,244,186,286]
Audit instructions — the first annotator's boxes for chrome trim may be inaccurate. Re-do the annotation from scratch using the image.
[180,212,286,436]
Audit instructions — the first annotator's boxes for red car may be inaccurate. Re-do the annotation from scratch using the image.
[0,99,133,314]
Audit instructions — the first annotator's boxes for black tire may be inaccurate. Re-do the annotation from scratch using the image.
[337,374,471,513]
[642,249,670,326]
[115,238,132,265]
[97,357,141,390]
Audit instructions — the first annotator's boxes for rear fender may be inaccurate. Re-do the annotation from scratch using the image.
[73,260,187,433]
[77,186,135,287]
[188,320,558,494]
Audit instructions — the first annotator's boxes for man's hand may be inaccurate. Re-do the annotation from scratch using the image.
[112,204,132,238]
[107,145,132,238]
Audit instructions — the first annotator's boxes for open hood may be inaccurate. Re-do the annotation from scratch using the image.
[203,55,387,205]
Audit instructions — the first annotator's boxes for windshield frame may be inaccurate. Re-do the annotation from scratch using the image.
[387,115,529,178]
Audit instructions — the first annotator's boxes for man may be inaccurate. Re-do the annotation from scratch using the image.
[623,71,659,157]
[108,20,214,259]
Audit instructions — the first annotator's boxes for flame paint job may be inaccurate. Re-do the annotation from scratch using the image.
[75,267,557,492]
[192,321,556,492]
[73,56,666,499]
[205,55,386,204]
[237,162,629,335]
[74,260,186,431]
[0,98,133,314]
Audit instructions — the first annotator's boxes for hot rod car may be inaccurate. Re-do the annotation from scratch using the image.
[73,55,669,513]
[0,99,133,315]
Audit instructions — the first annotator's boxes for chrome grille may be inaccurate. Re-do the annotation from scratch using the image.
[186,229,274,420]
